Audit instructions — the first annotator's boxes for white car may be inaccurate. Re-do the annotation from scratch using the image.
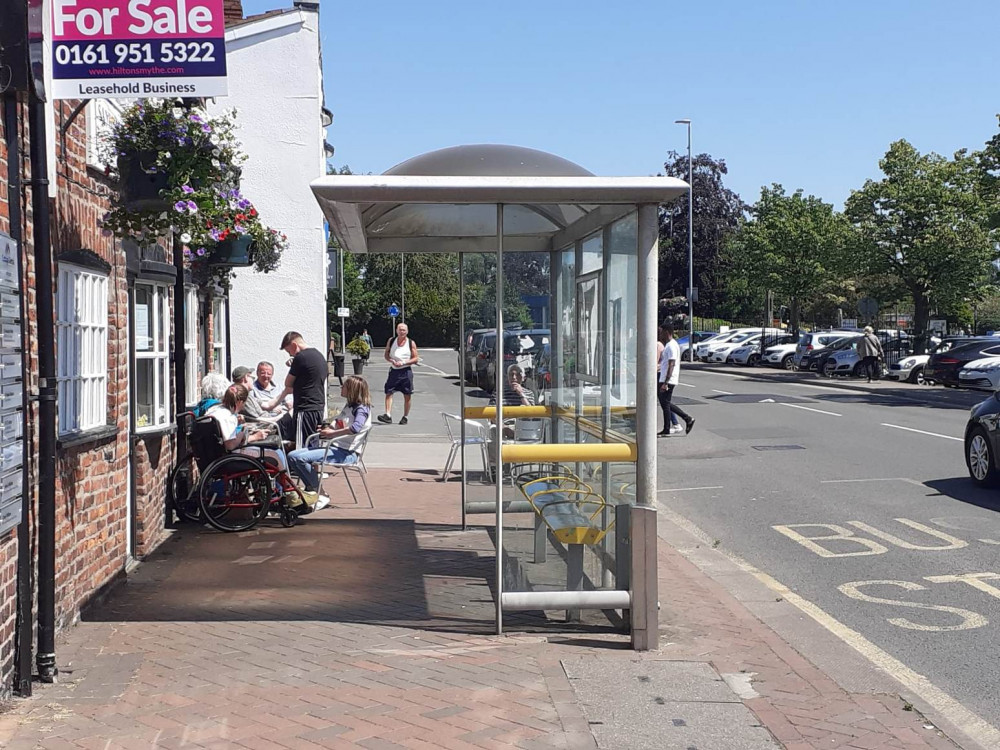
[762,343,798,370]
[885,354,929,384]
[707,333,761,363]
[728,342,761,366]
[958,357,1000,390]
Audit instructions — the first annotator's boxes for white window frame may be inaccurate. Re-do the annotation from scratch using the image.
[184,286,200,407]
[134,282,171,432]
[56,264,109,436]
[212,297,228,376]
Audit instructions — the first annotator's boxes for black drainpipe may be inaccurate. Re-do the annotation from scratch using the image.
[28,95,57,683]
[5,92,32,697]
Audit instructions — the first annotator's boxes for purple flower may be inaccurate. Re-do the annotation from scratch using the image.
[186,200,198,213]
[174,201,188,213]
[201,124,212,134]
[189,113,203,123]
[183,248,193,258]
[237,199,252,210]
[209,228,223,241]
[181,185,194,194]
[196,247,206,256]
[234,225,246,234]
[101,229,113,237]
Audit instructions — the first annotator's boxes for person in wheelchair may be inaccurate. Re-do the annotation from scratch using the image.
[205,384,273,451]
[287,375,372,500]
[192,372,230,418]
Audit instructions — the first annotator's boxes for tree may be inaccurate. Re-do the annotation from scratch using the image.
[845,140,997,348]
[724,185,854,332]
[658,152,746,314]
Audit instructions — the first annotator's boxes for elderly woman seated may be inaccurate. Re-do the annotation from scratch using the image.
[192,372,230,417]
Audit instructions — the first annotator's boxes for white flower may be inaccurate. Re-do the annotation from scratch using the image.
[162,151,171,159]
[172,108,183,119]
[180,233,192,244]
[212,148,220,157]
[209,134,220,145]
[211,159,220,168]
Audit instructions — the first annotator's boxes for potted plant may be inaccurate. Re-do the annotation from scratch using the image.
[346,335,370,375]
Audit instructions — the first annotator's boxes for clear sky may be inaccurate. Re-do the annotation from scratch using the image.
[242,0,999,208]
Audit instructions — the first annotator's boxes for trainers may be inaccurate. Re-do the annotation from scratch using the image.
[399,416,408,425]
[315,495,331,511]
[377,413,392,424]
[670,424,684,434]
[685,418,696,435]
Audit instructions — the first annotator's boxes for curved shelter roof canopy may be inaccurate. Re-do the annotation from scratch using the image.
[310,144,688,254]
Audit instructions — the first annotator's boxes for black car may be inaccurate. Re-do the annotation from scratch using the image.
[924,338,1000,387]
[799,335,857,372]
[966,392,1000,485]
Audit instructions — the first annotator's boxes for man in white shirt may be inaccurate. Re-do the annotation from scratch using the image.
[658,325,695,436]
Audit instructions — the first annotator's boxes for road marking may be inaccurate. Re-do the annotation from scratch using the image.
[881,423,962,442]
[790,381,850,392]
[676,382,696,388]
[657,485,724,493]
[416,362,450,376]
[821,477,904,484]
[656,503,1000,749]
[711,389,733,395]
[779,402,842,417]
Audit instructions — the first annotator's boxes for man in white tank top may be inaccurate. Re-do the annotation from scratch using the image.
[377,323,419,425]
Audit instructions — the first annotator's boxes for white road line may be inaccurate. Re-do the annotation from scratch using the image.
[711,389,733,395]
[779,402,842,417]
[790,381,850,392]
[820,478,906,484]
[881,423,962,442]
[656,503,1000,750]
[416,362,450,376]
[657,485,724,493]
[676,382,696,388]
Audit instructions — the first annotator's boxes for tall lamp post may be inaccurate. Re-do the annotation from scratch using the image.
[675,119,694,360]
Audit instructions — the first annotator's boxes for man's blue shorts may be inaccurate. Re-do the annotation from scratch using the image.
[385,367,413,395]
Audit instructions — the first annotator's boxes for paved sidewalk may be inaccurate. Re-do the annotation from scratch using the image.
[0,458,971,749]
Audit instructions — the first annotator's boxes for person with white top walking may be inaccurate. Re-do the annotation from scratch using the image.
[377,323,419,425]
[658,325,695,436]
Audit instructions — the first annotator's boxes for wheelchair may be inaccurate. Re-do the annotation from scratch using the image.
[169,411,307,532]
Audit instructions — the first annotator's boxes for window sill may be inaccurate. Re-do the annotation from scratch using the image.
[57,425,119,450]
[133,423,177,440]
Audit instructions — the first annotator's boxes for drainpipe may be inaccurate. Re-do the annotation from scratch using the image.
[5,92,33,697]
[28,95,58,682]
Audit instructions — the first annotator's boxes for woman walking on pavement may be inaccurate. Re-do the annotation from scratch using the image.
[377,323,419,425]
[857,326,884,382]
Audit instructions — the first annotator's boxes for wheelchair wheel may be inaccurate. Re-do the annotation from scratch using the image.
[198,455,272,532]
[168,454,202,523]
[280,508,298,527]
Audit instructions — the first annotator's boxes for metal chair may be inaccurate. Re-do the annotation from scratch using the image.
[440,412,490,480]
[311,429,373,506]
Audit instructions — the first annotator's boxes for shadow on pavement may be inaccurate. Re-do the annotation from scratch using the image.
[923,476,1000,513]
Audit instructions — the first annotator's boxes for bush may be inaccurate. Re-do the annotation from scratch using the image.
[346,335,370,359]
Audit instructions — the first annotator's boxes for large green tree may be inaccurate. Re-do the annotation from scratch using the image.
[724,185,853,332]
[658,152,746,314]
[844,140,997,346]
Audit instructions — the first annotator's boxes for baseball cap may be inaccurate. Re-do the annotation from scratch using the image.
[231,366,253,383]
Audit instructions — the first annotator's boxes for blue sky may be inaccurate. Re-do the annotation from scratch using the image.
[242,0,999,207]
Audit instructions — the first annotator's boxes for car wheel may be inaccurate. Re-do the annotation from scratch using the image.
[748,354,760,367]
[782,355,794,370]
[822,361,836,378]
[967,427,999,486]
[908,367,925,385]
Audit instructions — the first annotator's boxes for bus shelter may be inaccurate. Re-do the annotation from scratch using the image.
[311,145,688,649]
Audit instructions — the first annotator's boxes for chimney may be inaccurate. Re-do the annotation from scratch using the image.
[223,0,243,24]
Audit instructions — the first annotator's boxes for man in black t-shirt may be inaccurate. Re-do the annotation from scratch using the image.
[264,331,328,448]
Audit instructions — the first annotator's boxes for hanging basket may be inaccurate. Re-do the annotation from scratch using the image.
[209,235,254,267]
[118,150,170,210]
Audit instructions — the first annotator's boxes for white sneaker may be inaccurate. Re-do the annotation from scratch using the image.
[314,495,331,511]
[670,424,684,434]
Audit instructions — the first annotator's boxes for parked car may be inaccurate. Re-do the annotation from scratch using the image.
[800,335,857,372]
[965,392,1000,485]
[885,337,962,384]
[475,330,527,392]
[707,332,763,363]
[821,334,912,378]
[731,334,796,366]
[924,338,1000,388]
[958,356,1000,391]
[793,330,860,369]
[464,327,492,383]
[677,331,717,361]
[700,328,783,362]
[694,329,754,361]
[762,342,799,370]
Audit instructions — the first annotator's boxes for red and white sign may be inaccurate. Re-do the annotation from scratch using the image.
[51,0,227,100]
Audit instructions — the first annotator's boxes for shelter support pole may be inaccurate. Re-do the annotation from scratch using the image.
[633,204,659,651]
[459,252,466,529]
[494,204,504,636]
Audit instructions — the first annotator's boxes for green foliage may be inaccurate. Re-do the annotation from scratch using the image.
[725,185,854,330]
[346,334,370,358]
[844,140,997,334]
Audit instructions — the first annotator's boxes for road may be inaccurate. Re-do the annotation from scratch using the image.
[661,363,1000,743]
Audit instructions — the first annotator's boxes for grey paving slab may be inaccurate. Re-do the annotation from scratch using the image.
[562,658,740,703]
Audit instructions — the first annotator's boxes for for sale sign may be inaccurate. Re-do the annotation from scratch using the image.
[51,0,227,100]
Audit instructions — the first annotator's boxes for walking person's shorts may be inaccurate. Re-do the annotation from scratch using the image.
[384,367,414,395]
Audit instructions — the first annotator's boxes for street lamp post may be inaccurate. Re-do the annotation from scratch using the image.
[675,119,694,360]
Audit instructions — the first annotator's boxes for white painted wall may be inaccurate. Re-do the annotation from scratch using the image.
[208,10,328,383]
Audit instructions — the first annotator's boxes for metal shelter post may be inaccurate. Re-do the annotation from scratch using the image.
[633,203,659,651]
[494,204,504,636]
[459,252,467,530]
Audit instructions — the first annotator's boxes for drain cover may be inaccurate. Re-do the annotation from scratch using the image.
[751,444,805,451]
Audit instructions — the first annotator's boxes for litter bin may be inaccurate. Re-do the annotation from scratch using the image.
[333,353,345,379]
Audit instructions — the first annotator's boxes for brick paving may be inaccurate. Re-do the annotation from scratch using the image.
[0,464,968,749]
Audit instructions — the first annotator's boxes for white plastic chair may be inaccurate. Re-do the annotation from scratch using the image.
[441,412,490,480]
[309,429,373,506]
